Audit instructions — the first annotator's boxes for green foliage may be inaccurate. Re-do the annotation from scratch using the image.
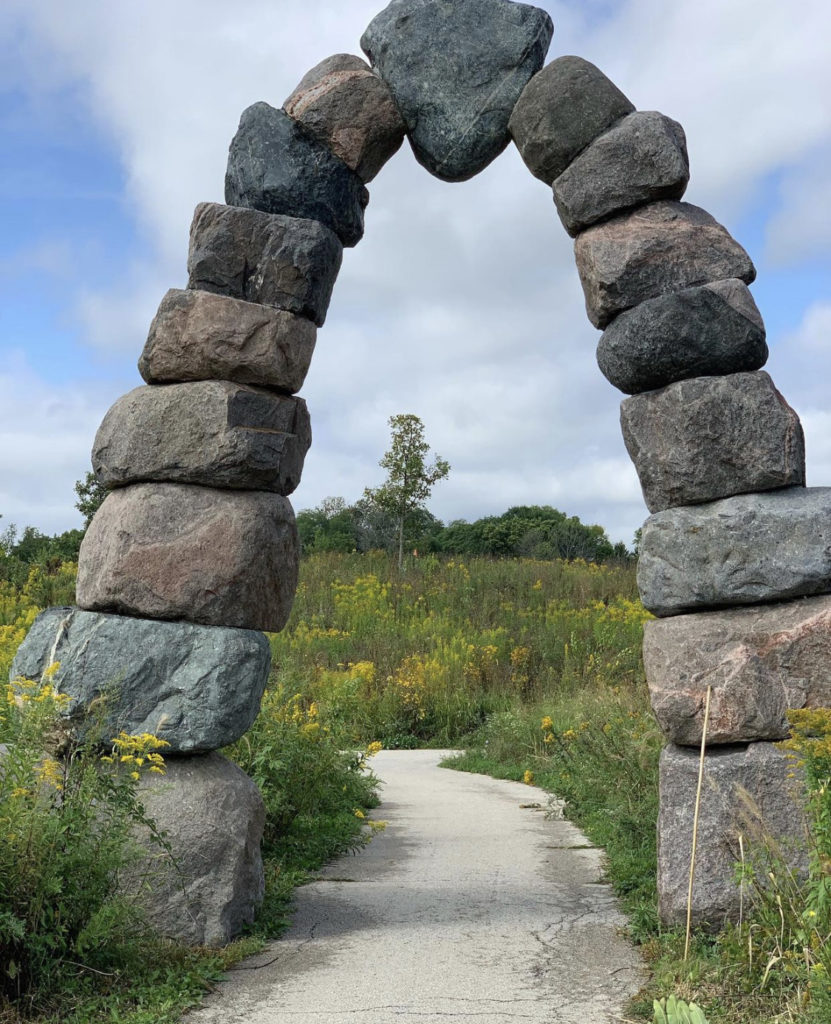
[653,996,709,1024]
[225,688,380,867]
[0,674,169,1005]
[434,505,630,562]
[363,414,450,567]
[74,473,107,530]
[295,499,631,565]
[0,527,82,590]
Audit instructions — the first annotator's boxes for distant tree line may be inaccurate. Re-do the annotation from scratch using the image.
[0,474,103,586]
[298,500,631,563]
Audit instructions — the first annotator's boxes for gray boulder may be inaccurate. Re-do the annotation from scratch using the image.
[10,607,271,754]
[187,202,342,327]
[139,288,316,394]
[621,371,804,513]
[644,595,831,746]
[284,53,405,183]
[658,743,807,929]
[553,111,689,236]
[225,102,368,248]
[93,382,311,496]
[361,0,553,182]
[76,483,299,633]
[597,279,768,394]
[637,487,831,617]
[509,56,634,186]
[123,753,265,946]
[575,201,757,329]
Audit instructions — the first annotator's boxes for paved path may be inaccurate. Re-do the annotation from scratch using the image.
[188,750,644,1024]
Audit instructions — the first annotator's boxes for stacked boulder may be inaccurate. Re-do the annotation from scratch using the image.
[510,55,813,927]
[11,45,407,947]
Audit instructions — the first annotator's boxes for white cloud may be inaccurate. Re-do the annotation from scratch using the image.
[766,152,831,265]
[0,353,119,533]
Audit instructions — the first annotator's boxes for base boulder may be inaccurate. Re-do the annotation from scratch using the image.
[658,743,807,930]
[123,753,265,947]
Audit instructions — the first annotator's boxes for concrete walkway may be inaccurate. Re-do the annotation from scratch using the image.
[188,749,645,1024]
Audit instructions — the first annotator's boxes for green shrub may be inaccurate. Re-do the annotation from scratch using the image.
[0,670,168,1005]
[225,688,381,874]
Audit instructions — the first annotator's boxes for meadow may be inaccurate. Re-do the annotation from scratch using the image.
[2,552,831,1023]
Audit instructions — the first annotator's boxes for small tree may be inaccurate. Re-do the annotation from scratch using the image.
[75,471,108,529]
[364,414,449,569]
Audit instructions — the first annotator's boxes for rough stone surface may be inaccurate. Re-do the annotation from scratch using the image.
[575,201,757,329]
[10,607,271,754]
[553,111,689,236]
[76,483,299,632]
[644,596,831,746]
[284,54,405,183]
[509,56,634,186]
[139,289,316,394]
[658,743,807,929]
[122,753,265,946]
[621,371,804,513]
[225,102,368,248]
[637,487,831,617]
[361,0,553,182]
[187,203,342,327]
[93,382,311,496]
[597,279,768,394]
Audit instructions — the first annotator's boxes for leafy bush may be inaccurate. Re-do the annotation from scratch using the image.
[0,669,168,1005]
[225,688,381,875]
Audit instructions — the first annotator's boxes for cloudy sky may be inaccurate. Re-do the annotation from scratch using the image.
[1,0,829,547]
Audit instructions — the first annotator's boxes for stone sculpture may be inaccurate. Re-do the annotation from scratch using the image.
[11,0,820,941]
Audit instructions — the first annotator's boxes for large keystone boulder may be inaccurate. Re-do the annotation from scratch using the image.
[553,111,689,236]
[644,596,831,746]
[597,279,767,394]
[575,201,756,329]
[11,607,271,754]
[509,56,634,186]
[225,102,368,248]
[637,487,831,617]
[361,0,553,182]
[621,371,804,513]
[284,53,405,183]
[93,382,311,496]
[658,743,807,929]
[187,203,342,327]
[139,289,316,394]
[76,483,299,632]
[123,753,265,946]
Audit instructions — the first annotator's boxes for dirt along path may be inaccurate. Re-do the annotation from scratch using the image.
[187,749,645,1023]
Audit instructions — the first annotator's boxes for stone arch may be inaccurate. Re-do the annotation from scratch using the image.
[13,0,819,942]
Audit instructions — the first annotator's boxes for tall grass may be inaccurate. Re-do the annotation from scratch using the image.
[272,551,646,746]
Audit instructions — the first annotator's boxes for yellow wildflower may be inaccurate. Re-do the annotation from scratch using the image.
[523,770,534,785]
[540,716,553,731]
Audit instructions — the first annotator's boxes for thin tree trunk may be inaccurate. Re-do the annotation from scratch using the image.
[398,514,404,571]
